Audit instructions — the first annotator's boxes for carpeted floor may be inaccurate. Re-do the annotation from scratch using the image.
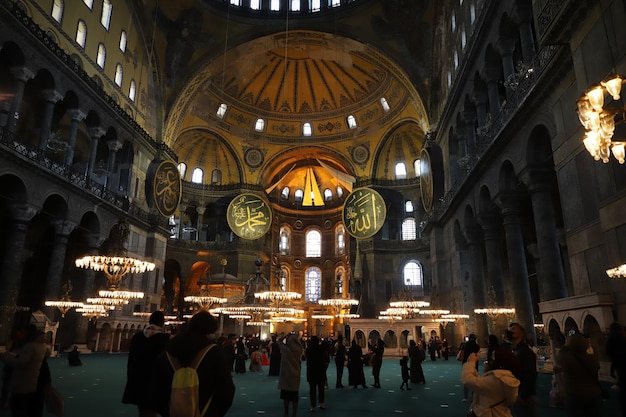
[3,353,620,417]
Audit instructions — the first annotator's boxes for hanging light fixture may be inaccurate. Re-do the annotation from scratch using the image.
[606,263,626,278]
[577,74,626,163]
[44,280,84,318]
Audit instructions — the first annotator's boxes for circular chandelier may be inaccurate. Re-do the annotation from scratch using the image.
[576,75,626,163]
[184,295,227,310]
[45,300,84,318]
[76,256,155,288]
[389,300,430,309]
[606,263,626,278]
[86,297,129,306]
[99,289,144,300]
[255,291,302,302]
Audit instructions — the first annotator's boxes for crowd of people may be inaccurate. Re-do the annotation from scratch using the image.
[1,314,625,417]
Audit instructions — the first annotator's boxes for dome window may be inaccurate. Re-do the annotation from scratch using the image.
[380,97,390,112]
[96,43,106,68]
[52,0,63,23]
[302,122,312,137]
[324,188,333,201]
[414,159,421,177]
[177,163,187,179]
[129,80,136,101]
[250,0,261,9]
[281,187,290,199]
[336,186,343,198]
[295,189,304,202]
[101,0,112,30]
[270,0,280,11]
[76,20,87,48]
[255,118,265,132]
[191,168,203,184]
[114,64,123,86]
[119,30,127,52]
[347,115,357,129]
[395,162,407,180]
[217,103,228,119]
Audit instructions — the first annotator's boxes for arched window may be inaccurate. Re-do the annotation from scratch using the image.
[330,0,340,6]
[336,186,343,198]
[451,12,456,31]
[470,4,476,23]
[230,0,241,5]
[414,159,421,177]
[250,0,261,10]
[191,168,203,184]
[279,226,290,255]
[461,29,466,49]
[281,187,290,199]
[211,169,222,185]
[305,267,322,303]
[217,103,228,119]
[177,162,187,179]
[129,79,136,101]
[306,229,321,257]
[347,115,357,129]
[51,0,63,23]
[83,0,93,9]
[335,224,345,255]
[295,189,304,202]
[119,30,127,52]
[114,63,123,86]
[290,0,300,11]
[401,218,416,240]
[76,20,87,47]
[403,261,423,286]
[324,188,332,201]
[96,43,106,68]
[380,97,390,112]
[405,200,414,213]
[254,118,265,132]
[395,162,407,179]
[335,266,345,296]
[270,0,280,11]
[101,0,112,29]
[302,122,312,137]
[280,266,290,291]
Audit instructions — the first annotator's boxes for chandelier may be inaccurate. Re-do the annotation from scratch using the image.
[75,220,155,300]
[577,75,626,163]
[606,263,626,278]
[44,280,84,317]
[76,304,113,320]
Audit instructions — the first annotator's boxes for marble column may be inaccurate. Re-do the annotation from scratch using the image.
[483,67,502,118]
[0,203,38,343]
[496,191,536,343]
[473,89,488,128]
[6,66,34,133]
[37,89,63,151]
[477,210,506,306]
[523,169,567,300]
[86,126,105,179]
[64,109,86,166]
[44,220,76,300]
[465,223,489,345]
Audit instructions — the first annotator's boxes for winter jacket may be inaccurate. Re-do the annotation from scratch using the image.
[3,340,47,394]
[278,335,303,392]
[462,361,520,417]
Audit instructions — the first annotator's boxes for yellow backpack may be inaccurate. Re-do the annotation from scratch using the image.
[167,344,216,417]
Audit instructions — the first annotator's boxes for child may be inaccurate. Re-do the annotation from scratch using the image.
[399,356,411,390]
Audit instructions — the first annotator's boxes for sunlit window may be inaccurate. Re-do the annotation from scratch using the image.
[217,103,228,119]
[101,0,112,30]
[191,168,203,184]
[230,0,241,5]
[414,159,421,177]
[403,261,423,286]
[347,115,357,129]
[255,118,265,132]
[51,0,64,23]
[96,43,106,68]
[281,187,290,199]
[330,0,340,7]
[335,267,345,295]
[291,0,300,11]
[380,97,390,112]
[129,80,136,101]
[461,29,466,49]
[405,200,414,213]
[280,267,289,291]
[211,169,222,185]
[250,0,261,10]
[302,122,312,137]
[119,30,127,52]
[470,4,476,23]
[177,163,187,179]
[451,12,456,31]
[279,226,290,255]
[311,0,321,11]
[76,20,87,47]
[295,189,304,202]
[336,186,343,198]
[335,224,345,255]
[114,64,123,86]
[83,0,93,9]
[306,229,321,257]
[270,0,280,11]
[305,267,322,303]
[324,188,333,201]
[454,50,459,69]
[402,218,417,240]
[395,162,407,180]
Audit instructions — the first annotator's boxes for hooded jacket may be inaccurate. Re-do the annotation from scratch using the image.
[462,361,520,417]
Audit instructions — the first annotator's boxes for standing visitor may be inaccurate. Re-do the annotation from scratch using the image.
[278,332,303,417]
[0,324,48,417]
[556,332,603,417]
[462,348,521,417]
[462,334,480,402]
[305,336,327,412]
[334,335,346,388]
[606,322,626,416]
[408,339,426,384]
[268,334,281,376]
[508,323,538,417]
[234,336,247,374]
[347,340,367,389]
[399,356,411,391]
[122,311,170,417]
[152,311,235,417]
[371,339,385,388]
[442,337,449,360]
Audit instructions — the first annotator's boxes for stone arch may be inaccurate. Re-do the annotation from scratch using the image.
[384,329,398,349]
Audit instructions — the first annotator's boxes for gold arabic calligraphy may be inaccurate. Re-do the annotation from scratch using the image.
[229,195,271,239]
[343,188,385,238]
[154,163,181,216]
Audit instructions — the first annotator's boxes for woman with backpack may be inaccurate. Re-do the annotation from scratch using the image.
[152,311,235,417]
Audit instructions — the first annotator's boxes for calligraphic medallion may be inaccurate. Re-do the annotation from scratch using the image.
[227,193,272,240]
[342,187,386,239]
[152,160,182,217]
[419,149,434,212]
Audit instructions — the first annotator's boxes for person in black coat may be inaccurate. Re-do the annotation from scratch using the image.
[305,336,327,412]
[122,311,170,417]
[334,335,346,388]
[268,334,281,376]
[347,340,367,389]
[234,337,247,374]
[371,339,385,388]
[152,311,235,417]
[462,334,480,402]
[407,339,426,384]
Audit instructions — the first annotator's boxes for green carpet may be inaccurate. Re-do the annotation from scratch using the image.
[6,353,619,417]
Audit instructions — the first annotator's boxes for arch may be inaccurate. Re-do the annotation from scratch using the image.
[526,124,554,166]
[305,228,322,258]
[354,330,366,348]
[383,329,398,349]
[368,329,381,346]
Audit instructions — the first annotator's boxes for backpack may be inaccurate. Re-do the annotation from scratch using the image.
[167,344,216,417]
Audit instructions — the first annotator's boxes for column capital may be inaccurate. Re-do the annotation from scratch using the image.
[8,203,38,223]
[9,66,34,83]
[41,89,63,103]
[520,165,555,190]
[464,223,484,245]
[51,219,77,236]
[67,108,86,121]
[106,139,124,152]
[88,126,106,139]
[494,190,523,212]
